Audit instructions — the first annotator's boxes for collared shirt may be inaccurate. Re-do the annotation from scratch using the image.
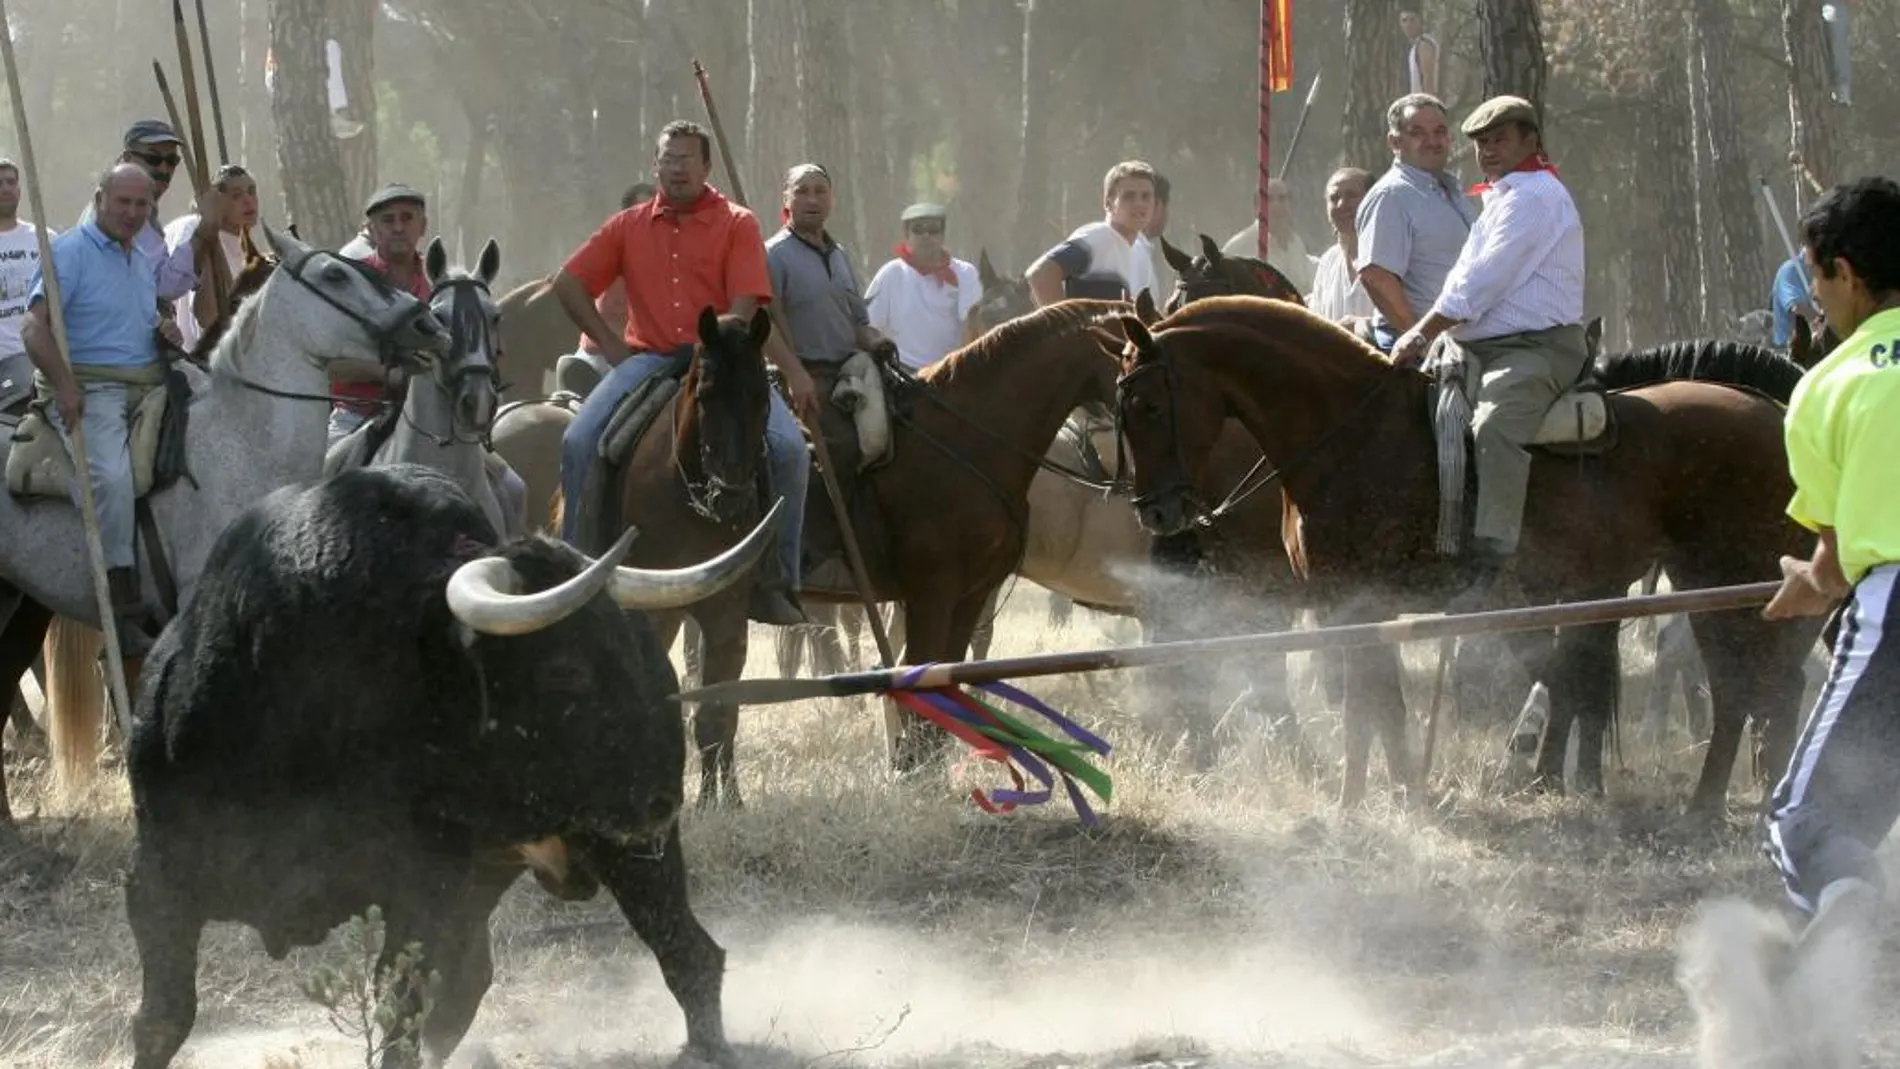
[1309,243,1376,322]
[865,255,981,370]
[1784,305,1900,585]
[1431,169,1584,341]
[332,248,431,415]
[1354,160,1478,330]
[561,186,773,355]
[27,222,159,368]
[766,228,869,365]
[1045,220,1157,303]
[1771,257,1814,347]
[77,201,196,302]
[1220,223,1317,296]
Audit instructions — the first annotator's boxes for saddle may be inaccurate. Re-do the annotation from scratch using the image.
[572,345,695,556]
[5,363,195,502]
[1424,332,1616,558]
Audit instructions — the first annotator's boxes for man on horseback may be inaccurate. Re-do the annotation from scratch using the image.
[1762,176,1900,964]
[866,202,981,371]
[329,184,429,446]
[1388,95,1587,609]
[1355,93,1477,353]
[23,164,186,657]
[1026,160,1159,307]
[96,120,222,306]
[552,120,812,626]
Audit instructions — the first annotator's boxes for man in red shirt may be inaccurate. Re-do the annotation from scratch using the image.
[329,184,427,446]
[553,120,816,625]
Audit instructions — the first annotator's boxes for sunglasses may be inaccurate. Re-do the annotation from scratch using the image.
[908,223,944,236]
[136,151,182,169]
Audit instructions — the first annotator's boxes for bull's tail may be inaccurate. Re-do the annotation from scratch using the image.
[43,616,105,792]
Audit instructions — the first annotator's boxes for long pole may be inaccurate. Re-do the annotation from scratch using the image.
[1759,176,1800,265]
[191,0,231,163]
[675,580,1786,707]
[0,0,138,738]
[1276,66,1323,182]
[1255,0,1276,259]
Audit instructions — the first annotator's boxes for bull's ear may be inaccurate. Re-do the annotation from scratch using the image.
[1133,288,1160,326]
[747,306,773,348]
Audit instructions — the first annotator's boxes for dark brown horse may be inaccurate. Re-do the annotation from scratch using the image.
[552,308,776,807]
[1113,296,1822,815]
[1160,233,1306,313]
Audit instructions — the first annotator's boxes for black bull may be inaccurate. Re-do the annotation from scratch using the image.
[125,464,751,1068]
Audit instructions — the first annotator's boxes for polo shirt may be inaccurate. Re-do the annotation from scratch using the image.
[766,228,869,365]
[27,222,159,368]
[561,187,773,354]
[1354,160,1478,330]
[1784,305,1900,585]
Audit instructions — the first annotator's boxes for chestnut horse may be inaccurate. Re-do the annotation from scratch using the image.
[1113,296,1822,815]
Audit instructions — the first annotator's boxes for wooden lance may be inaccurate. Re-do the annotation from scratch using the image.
[674,580,1786,707]
[167,0,235,324]
[0,0,139,737]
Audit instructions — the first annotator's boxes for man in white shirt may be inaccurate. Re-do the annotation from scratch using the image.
[865,202,981,370]
[163,163,262,352]
[1026,160,1158,307]
[1309,167,1376,326]
[1389,95,1588,606]
[0,159,51,359]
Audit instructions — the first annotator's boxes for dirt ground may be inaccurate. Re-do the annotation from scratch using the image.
[1,587,1892,1069]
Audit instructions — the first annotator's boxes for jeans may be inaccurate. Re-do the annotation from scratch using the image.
[1371,322,1400,353]
[48,380,137,568]
[560,351,808,590]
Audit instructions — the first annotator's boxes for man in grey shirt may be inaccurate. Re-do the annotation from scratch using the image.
[765,163,891,366]
[1354,93,1477,352]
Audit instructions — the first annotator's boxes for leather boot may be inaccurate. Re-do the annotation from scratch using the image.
[107,567,156,658]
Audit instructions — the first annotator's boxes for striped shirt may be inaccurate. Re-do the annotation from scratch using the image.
[1432,169,1584,342]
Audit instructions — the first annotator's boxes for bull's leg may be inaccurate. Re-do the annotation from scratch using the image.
[582,827,732,1066]
[377,859,481,1069]
[0,593,53,831]
[772,620,805,679]
[127,848,205,1069]
[692,606,750,808]
[1550,621,1619,797]
[420,865,521,1066]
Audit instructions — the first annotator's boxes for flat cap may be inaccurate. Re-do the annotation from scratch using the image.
[364,183,427,216]
[1461,95,1540,137]
[901,202,948,223]
[123,119,183,148]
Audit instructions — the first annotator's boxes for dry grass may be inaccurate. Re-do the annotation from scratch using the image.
[1,591,1894,1069]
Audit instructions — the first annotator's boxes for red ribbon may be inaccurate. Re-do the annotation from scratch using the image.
[895,243,959,288]
[1467,154,1560,197]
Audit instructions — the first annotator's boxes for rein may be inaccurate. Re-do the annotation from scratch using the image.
[888,360,1130,496]
[398,275,502,449]
[219,250,426,410]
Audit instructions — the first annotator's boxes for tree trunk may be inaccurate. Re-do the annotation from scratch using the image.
[1782,0,1839,210]
[1694,0,1767,324]
[268,0,353,248]
[1476,0,1547,109]
[1341,0,1404,174]
[954,0,1020,270]
[1012,0,1055,267]
[745,0,803,213]
[455,109,490,263]
[846,12,898,270]
[1685,23,1719,330]
[330,0,378,214]
[797,0,856,263]
[1654,47,1702,341]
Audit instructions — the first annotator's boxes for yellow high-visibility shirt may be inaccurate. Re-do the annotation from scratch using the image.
[1784,305,1900,584]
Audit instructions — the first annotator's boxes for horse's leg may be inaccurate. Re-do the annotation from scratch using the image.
[0,595,53,831]
[840,602,865,666]
[968,587,1000,661]
[1549,621,1620,798]
[692,604,751,808]
[891,594,965,772]
[1685,611,1815,819]
[811,604,848,676]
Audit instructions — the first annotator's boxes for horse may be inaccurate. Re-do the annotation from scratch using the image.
[1160,233,1306,312]
[1112,295,1823,815]
[326,237,518,539]
[0,226,448,831]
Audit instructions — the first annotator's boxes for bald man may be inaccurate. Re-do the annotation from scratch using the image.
[23,163,182,656]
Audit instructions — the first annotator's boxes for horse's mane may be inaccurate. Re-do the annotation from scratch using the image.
[1594,340,1806,404]
[190,256,278,361]
[922,298,1127,387]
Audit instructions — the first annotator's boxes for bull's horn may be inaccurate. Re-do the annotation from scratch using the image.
[606,498,784,611]
[446,526,640,636]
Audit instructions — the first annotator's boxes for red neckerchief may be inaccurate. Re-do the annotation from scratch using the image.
[1467,154,1560,196]
[895,243,958,287]
[655,186,721,219]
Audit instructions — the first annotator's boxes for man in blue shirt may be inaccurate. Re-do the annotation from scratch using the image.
[1771,254,1817,348]
[24,163,182,656]
[76,120,219,305]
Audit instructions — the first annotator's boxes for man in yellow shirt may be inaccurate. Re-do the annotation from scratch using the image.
[1761,176,1900,956]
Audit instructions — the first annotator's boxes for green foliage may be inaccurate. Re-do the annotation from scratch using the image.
[298,905,444,1069]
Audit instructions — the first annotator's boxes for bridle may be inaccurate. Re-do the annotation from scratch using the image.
[1165,258,1302,315]
[402,274,502,448]
[673,348,767,525]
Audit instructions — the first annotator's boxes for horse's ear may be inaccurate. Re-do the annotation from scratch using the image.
[697,306,722,349]
[746,306,772,349]
[261,223,310,263]
[1133,288,1160,326]
[1198,233,1223,266]
[1115,313,1157,364]
[1790,314,1815,367]
[1584,316,1603,360]
[1161,235,1194,274]
[476,238,502,286]
[425,237,448,285]
[978,248,1000,290]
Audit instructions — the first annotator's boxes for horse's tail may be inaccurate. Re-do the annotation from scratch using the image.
[1047,593,1076,631]
[43,616,104,792]
[1593,341,1806,403]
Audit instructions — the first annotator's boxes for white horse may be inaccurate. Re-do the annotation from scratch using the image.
[326,236,524,540]
[0,227,449,807]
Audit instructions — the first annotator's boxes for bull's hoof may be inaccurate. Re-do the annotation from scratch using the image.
[675,1039,739,1068]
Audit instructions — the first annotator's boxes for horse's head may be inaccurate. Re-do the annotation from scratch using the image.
[420,235,503,442]
[1112,312,1226,537]
[679,305,773,526]
[1163,233,1305,314]
[973,248,1035,331]
[259,225,448,376]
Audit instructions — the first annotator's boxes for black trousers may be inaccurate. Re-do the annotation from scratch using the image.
[1766,563,1900,914]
